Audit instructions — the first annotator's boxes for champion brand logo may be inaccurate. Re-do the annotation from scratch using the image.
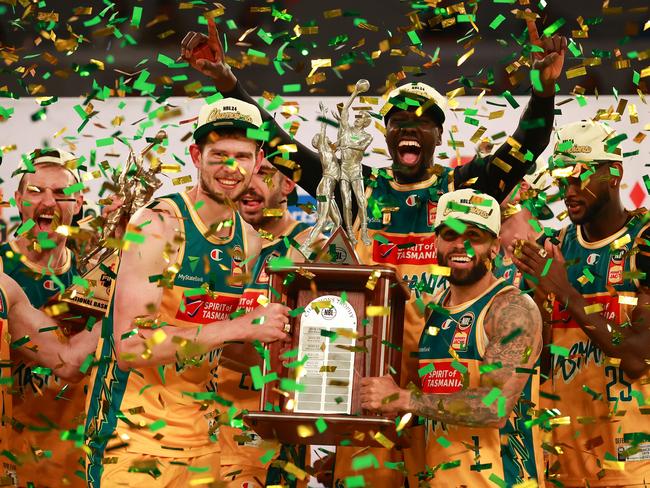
[405,194,419,207]
[586,253,599,265]
[43,279,56,291]
[210,249,223,261]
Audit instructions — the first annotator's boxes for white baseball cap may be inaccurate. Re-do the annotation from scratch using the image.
[553,120,623,163]
[193,97,263,141]
[435,189,501,236]
[382,82,447,125]
[12,147,80,182]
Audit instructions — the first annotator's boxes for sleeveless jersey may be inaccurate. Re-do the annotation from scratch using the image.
[355,167,453,387]
[85,192,250,486]
[0,241,87,487]
[419,279,543,487]
[543,213,650,486]
[218,221,310,467]
[0,283,17,487]
[494,251,526,291]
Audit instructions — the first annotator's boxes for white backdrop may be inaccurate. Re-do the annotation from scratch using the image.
[1,94,648,227]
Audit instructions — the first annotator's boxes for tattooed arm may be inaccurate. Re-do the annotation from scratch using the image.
[360,291,542,428]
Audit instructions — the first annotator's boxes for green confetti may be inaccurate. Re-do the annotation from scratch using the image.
[124,231,145,244]
[282,84,301,93]
[479,362,502,374]
[436,436,451,448]
[31,366,52,375]
[443,217,467,234]
[63,182,84,195]
[268,256,294,271]
[315,417,328,433]
[352,453,379,470]
[489,14,506,29]
[246,128,271,142]
[373,233,390,244]
[502,90,520,109]
[344,476,366,488]
[549,344,570,357]
[530,69,544,93]
[79,354,94,374]
[488,473,507,488]
[482,387,501,406]
[149,419,166,431]
[497,396,507,417]
[451,360,467,374]
[131,6,142,27]
[16,219,35,235]
[540,258,553,277]
[542,18,566,37]
[96,137,114,147]
[280,378,305,392]
[418,363,435,377]
[259,449,276,464]
[407,30,421,45]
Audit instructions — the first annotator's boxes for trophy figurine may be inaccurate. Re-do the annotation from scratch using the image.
[299,102,343,258]
[54,130,166,324]
[336,79,373,246]
[244,81,411,448]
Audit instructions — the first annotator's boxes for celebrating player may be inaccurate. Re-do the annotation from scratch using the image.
[512,120,650,487]
[360,189,544,486]
[84,98,291,487]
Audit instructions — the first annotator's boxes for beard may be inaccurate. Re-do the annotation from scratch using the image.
[438,250,491,286]
[199,171,247,205]
[568,191,610,225]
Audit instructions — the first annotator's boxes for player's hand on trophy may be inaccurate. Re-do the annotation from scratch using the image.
[360,375,410,415]
[239,302,291,344]
[180,16,236,92]
[100,194,127,239]
[525,10,567,97]
[313,451,335,486]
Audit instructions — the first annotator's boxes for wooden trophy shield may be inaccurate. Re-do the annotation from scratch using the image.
[243,251,411,448]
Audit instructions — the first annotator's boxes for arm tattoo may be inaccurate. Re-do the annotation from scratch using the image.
[409,292,542,427]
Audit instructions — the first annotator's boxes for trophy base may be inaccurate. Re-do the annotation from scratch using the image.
[243,412,411,448]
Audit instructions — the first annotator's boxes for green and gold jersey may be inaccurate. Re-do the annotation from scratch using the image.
[0,241,87,487]
[419,279,543,487]
[85,191,250,487]
[543,212,650,486]
[494,251,525,291]
[0,283,15,486]
[218,220,310,468]
[356,167,453,386]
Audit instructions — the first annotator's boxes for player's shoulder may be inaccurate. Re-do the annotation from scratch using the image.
[491,286,538,317]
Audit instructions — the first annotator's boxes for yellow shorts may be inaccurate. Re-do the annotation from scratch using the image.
[98,449,220,487]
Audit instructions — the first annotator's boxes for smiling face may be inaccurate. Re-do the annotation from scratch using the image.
[385,110,442,182]
[436,224,499,286]
[189,133,262,205]
[558,162,620,225]
[238,158,295,229]
[15,163,83,240]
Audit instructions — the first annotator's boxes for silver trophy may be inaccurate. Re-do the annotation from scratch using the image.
[300,80,373,257]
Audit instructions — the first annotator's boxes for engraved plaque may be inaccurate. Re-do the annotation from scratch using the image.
[294,295,356,414]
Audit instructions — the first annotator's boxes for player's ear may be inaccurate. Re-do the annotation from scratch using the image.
[189,144,202,169]
[610,162,623,187]
[254,149,264,174]
[281,175,296,197]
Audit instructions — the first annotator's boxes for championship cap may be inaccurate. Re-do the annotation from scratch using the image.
[12,147,81,182]
[193,97,263,141]
[434,189,501,236]
[382,82,447,125]
[553,120,623,163]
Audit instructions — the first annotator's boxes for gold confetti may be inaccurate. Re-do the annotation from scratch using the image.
[262,208,284,217]
[296,425,314,438]
[584,303,604,314]
[611,234,631,250]
[396,412,412,432]
[172,175,192,185]
[427,326,440,336]
[618,295,638,306]
[373,431,395,449]
[429,264,451,276]
[366,306,390,317]
[602,460,625,471]
[284,462,308,480]
[566,66,588,79]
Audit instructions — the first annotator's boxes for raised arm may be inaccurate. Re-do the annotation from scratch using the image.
[112,204,289,370]
[2,273,100,382]
[360,292,542,428]
[454,14,566,203]
[180,18,322,197]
